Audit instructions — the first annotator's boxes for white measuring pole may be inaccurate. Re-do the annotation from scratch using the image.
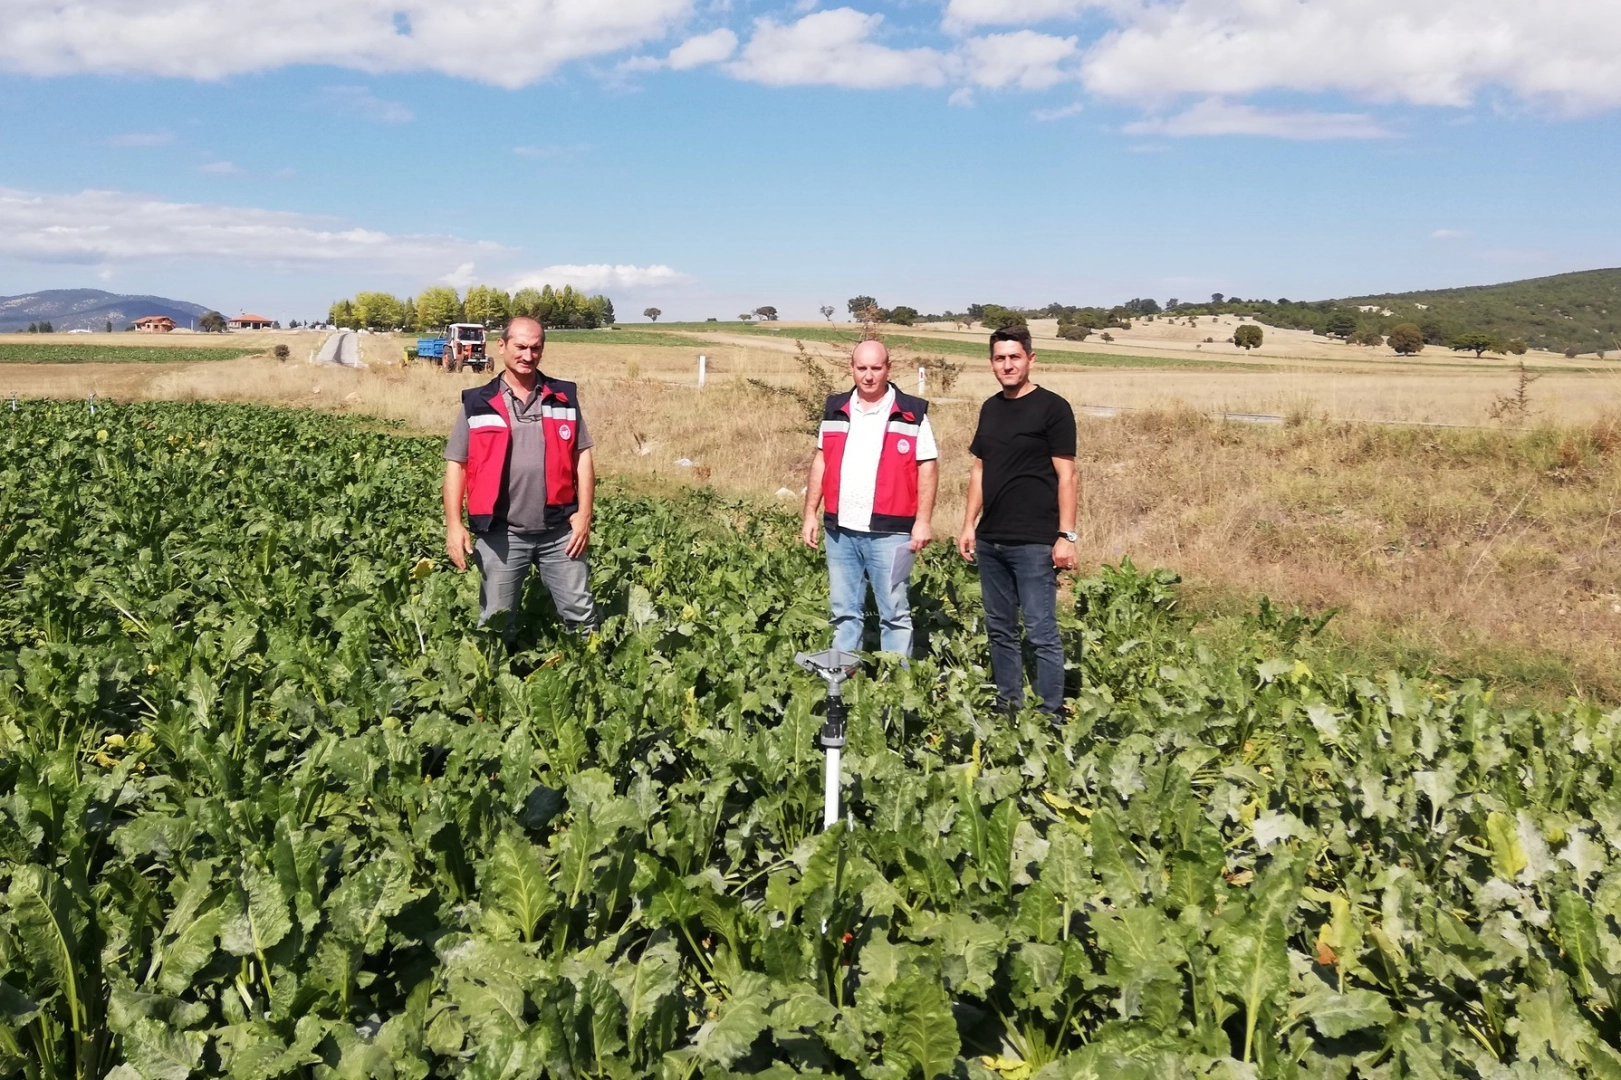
[823,747,841,829]
[697,354,707,388]
[917,365,926,396]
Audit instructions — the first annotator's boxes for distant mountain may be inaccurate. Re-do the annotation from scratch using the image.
[0,289,215,333]
[1335,269,1621,354]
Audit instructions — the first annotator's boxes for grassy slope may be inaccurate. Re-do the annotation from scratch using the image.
[1337,267,1621,353]
[0,343,263,364]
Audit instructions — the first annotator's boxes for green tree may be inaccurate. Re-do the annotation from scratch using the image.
[847,296,876,320]
[463,285,512,328]
[1505,338,1528,355]
[820,305,835,322]
[511,288,545,320]
[401,298,417,332]
[980,305,1025,331]
[1450,330,1501,358]
[353,291,406,331]
[643,307,662,322]
[1387,322,1424,355]
[1057,324,1091,341]
[753,306,779,321]
[25,322,35,333]
[199,311,228,333]
[104,318,113,333]
[414,287,463,330]
[1325,312,1358,339]
[1234,324,1264,350]
[889,305,918,326]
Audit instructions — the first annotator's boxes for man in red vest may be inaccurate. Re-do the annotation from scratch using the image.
[801,340,938,658]
[442,316,597,640]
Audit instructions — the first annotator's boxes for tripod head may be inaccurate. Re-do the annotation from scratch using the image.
[794,648,861,748]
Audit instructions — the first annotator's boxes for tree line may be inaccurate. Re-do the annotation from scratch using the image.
[327,285,616,333]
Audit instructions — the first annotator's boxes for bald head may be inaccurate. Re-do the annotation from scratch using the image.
[852,339,889,366]
[850,338,892,403]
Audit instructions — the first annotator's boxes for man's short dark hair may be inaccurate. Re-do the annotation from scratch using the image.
[501,317,546,343]
[989,324,1033,357]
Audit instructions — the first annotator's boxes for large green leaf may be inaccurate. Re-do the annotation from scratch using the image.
[1290,987,1394,1039]
[482,832,555,943]
[694,992,769,1067]
[884,974,960,1080]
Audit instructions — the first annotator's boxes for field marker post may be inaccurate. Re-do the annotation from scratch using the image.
[917,366,926,396]
[698,355,707,388]
[87,393,96,416]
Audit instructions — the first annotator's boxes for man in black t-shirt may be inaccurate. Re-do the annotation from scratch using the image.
[957,325,1078,717]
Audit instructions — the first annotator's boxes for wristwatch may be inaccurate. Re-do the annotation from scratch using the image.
[1058,530,1078,543]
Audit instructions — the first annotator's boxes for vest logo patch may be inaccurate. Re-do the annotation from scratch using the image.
[896,439,910,455]
[559,424,572,441]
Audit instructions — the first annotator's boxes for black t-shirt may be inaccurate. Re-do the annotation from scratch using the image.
[969,386,1077,544]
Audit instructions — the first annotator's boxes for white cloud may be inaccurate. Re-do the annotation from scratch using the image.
[1430,229,1468,240]
[962,30,1077,90]
[0,0,692,89]
[948,87,976,107]
[314,85,414,124]
[668,28,739,69]
[1081,0,1621,114]
[442,262,479,289]
[0,187,505,272]
[511,264,689,291]
[107,131,173,147]
[1032,101,1085,121]
[729,8,952,89]
[943,0,1098,33]
[197,161,242,175]
[621,27,736,72]
[1121,99,1391,140]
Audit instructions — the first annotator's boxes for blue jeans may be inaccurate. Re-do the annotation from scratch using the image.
[977,539,1063,714]
[825,526,913,658]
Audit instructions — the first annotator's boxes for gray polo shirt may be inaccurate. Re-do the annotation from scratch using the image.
[445,380,593,533]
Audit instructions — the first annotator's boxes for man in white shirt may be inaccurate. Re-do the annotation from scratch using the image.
[801,340,938,658]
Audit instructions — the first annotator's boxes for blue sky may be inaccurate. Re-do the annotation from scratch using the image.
[1,0,1618,322]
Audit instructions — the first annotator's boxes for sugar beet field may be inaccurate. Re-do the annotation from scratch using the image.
[3,400,1620,1080]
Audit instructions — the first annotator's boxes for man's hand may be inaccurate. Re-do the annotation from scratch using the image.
[801,516,820,549]
[446,522,474,571]
[957,527,976,562]
[1052,537,1078,571]
[908,520,932,553]
[565,510,592,559]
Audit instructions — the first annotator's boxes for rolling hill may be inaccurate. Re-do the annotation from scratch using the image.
[0,289,214,333]
[1336,268,1621,354]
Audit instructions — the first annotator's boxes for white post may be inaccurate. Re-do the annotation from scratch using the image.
[917,365,926,396]
[823,747,841,829]
[698,354,707,388]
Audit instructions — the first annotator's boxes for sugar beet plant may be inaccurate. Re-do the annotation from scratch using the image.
[2,400,1621,1080]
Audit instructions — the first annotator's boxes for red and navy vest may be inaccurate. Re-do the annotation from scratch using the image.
[819,384,929,534]
[461,375,579,533]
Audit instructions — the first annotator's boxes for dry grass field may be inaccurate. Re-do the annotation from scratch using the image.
[6,330,1619,702]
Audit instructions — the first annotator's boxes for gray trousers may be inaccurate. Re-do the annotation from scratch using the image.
[473,528,597,638]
